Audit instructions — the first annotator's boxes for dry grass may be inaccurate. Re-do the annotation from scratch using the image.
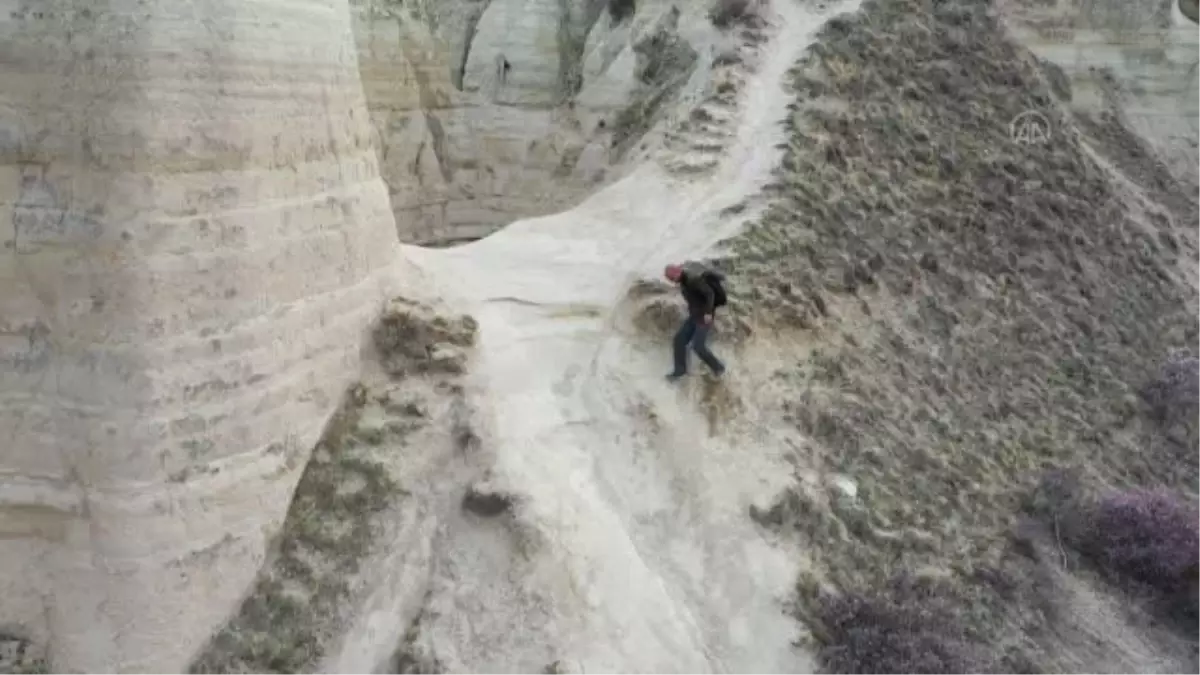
[189,299,477,673]
[188,386,406,674]
[390,594,445,674]
[709,0,766,29]
[373,297,478,377]
[720,0,1198,668]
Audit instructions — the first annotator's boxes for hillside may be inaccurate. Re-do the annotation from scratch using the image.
[712,0,1200,669]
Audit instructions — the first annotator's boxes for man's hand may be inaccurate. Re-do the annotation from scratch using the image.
[702,314,714,325]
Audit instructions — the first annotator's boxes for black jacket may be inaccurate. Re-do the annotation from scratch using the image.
[679,270,715,319]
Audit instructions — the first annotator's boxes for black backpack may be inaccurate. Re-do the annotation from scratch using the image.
[703,271,728,308]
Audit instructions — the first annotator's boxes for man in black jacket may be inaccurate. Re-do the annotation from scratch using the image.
[663,262,726,381]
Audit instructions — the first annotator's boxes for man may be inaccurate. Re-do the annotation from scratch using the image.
[663,262,727,381]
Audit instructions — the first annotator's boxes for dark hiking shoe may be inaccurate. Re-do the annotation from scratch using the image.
[711,364,726,378]
[666,371,686,382]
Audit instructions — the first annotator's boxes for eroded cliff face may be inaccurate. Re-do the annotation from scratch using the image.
[0,0,402,671]
[1001,0,1200,186]
[351,0,737,245]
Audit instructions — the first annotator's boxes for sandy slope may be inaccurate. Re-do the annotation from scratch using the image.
[386,1,861,671]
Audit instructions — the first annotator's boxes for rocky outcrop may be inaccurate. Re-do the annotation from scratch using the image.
[0,1,402,671]
[350,0,733,245]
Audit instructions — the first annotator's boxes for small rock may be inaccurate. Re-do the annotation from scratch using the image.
[830,474,857,500]
[828,475,873,538]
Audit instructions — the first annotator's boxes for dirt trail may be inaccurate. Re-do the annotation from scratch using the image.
[385,1,863,670]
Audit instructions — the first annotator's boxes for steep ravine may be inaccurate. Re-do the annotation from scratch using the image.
[351,0,742,246]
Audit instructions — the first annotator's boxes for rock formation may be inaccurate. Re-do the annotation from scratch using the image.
[1000,0,1200,185]
[0,1,402,670]
[350,0,738,245]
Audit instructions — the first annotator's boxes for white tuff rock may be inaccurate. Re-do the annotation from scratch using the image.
[0,1,402,670]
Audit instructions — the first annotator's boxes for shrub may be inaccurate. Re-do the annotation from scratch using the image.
[608,0,635,22]
[709,0,764,29]
[1079,488,1199,593]
[1021,468,1095,548]
[813,574,990,674]
[1140,352,1199,423]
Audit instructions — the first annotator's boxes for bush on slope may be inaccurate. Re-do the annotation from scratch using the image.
[724,0,1199,669]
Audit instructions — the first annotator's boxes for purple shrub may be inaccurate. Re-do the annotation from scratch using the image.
[813,575,991,674]
[1081,488,1199,592]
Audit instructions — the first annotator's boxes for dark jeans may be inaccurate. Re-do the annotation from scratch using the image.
[672,316,725,375]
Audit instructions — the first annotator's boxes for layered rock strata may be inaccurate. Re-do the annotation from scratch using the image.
[0,1,402,670]
[350,0,735,245]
